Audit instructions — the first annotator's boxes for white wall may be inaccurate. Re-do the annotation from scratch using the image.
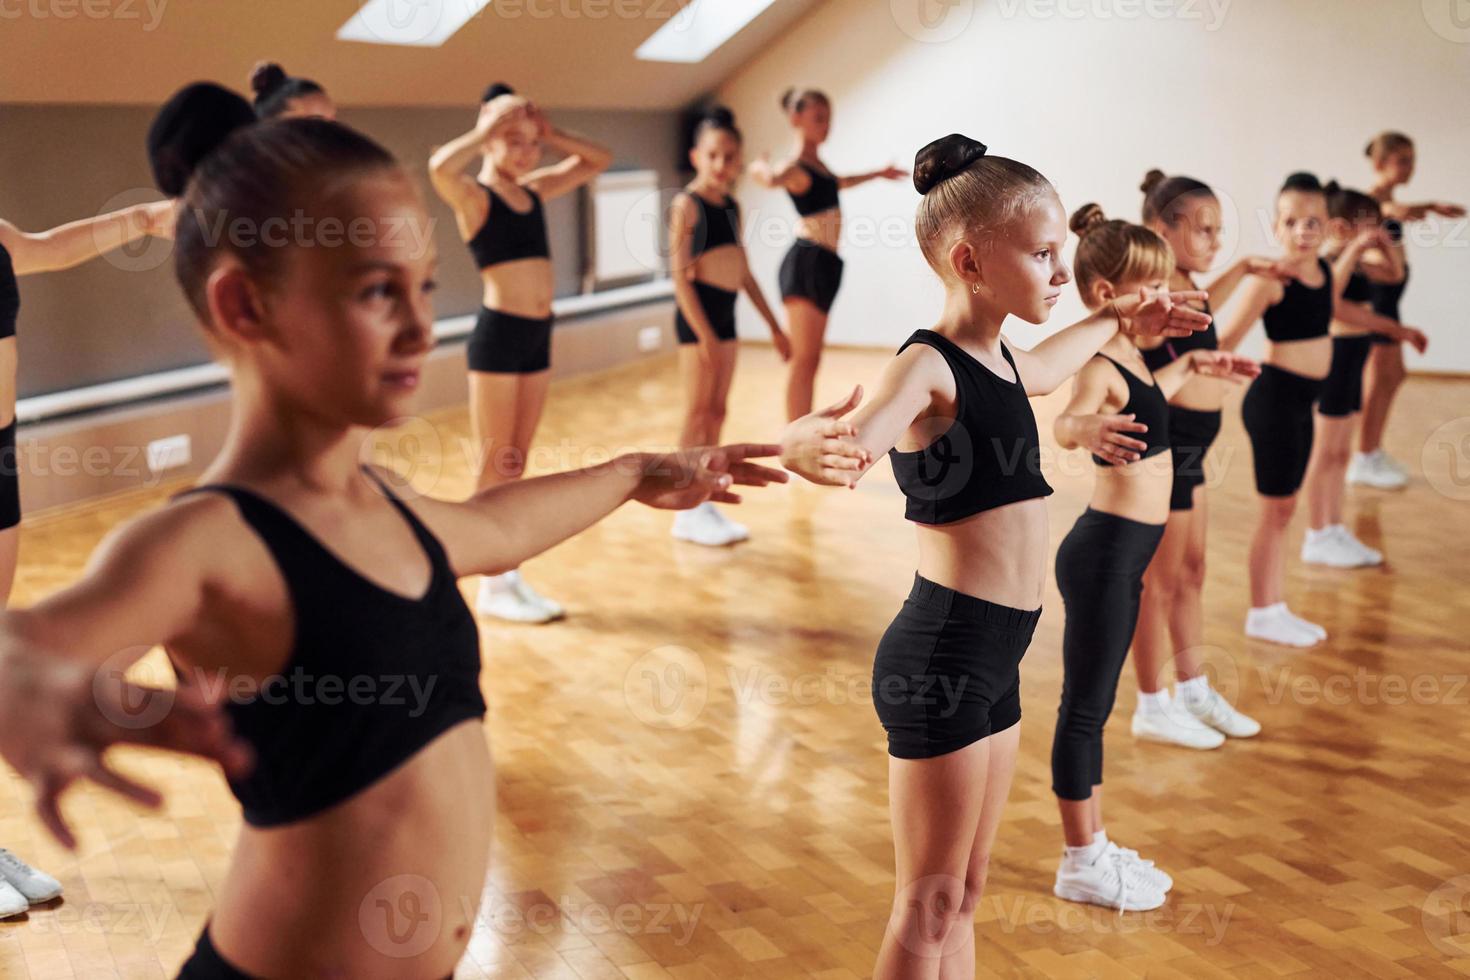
[720,0,1470,372]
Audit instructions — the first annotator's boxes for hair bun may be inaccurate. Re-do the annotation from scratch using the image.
[249,61,287,97]
[1069,203,1108,238]
[147,82,257,196]
[482,82,516,103]
[913,134,988,195]
[1323,179,1342,196]
[1281,171,1323,194]
[702,104,736,128]
[1140,169,1166,196]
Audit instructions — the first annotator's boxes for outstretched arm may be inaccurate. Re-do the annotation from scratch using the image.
[1216,275,1282,352]
[1204,256,1291,310]
[1052,359,1149,467]
[836,164,907,190]
[747,155,807,194]
[0,502,253,847]
[1153,348,1260,401]
[0,200,175,275]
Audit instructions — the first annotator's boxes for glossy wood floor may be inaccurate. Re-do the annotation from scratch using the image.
[3,344,1468,979]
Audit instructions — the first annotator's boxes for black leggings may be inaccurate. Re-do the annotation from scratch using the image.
[1241,364,1323,497]
[1051,508,1165,801]
[1318,335,1372,417]
[0,419,17,530]
[1166,406,1221,511]
[177,924,452,979]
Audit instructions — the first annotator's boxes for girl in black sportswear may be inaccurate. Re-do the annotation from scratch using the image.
[748,87,906,422]
[667,107,790,547]
[1051,207,1256,912]
[428,83,612,623]
[0,82,784,980]
[781,134,1209,977]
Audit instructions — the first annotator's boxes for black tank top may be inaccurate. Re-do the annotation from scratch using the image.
[788,161,839,217]
[1262,258,1333,342]
[171,468,486,827]
[686,191,740,259]
[1091,355,1170,467]
[1141,298,1215,371]
[467,183,549,269]
[889,330,1054,525]
[0,241,18,342]
[1341,270,1373,303]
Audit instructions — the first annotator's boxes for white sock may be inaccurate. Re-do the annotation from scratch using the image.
[1177,676,1210,705]
[1093,829,1109,847]
[486,571,518,595]
[1306,526,1330,541]
[1136,690,1169,715]
[1064,838,1106,867]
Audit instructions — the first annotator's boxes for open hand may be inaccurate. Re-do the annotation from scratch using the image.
[632,445,788,509]
[1114,287,1213,339]
[1075,413,1150,466]
[1189,349,1260,382]
[780,386,869,487]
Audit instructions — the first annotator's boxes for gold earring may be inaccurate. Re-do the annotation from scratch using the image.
[970,282,980,295]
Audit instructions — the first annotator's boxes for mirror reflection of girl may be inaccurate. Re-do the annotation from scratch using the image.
[748,88,905,422]
[0,195,174,922]
[667,107,790,546]
[1051,207,1257,911]
[1301,185,1425,566]
[1219,173,1413,648]
[428,83,612,622]
[1351,132,1464,489]
[0,82,785,977]
[1128,171,1281,750]
[781,134,1210,977]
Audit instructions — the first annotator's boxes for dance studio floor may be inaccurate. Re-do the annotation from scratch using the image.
[3,343,1468,978]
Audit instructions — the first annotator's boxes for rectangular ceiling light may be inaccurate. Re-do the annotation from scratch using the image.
[635,0,780,63]
[337,0,493,47]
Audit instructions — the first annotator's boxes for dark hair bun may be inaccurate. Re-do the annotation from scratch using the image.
[147,82,257,196]
[913,134,988,195]
[1069,202,1108,237]
[1140,169,1166,196]
[1281,171,1323,194]
[702,105,736,128]
[482,82,516,103]
[1323,179,1342,196]
[249,61,287,97]
[779,87,795,112]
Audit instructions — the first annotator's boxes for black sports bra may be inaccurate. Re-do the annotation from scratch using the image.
[0,242,18,342]
[1342,270,1374,304]
[170,468,486,827]
[787,161,839,217]
[1090,356,1170,467]
[1262,257,1333,343]
[889,330,1054,525]
[467,183,550,269]
[686,191,740,259]
[1141,298,1215,371]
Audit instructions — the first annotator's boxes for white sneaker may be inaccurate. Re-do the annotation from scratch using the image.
[1054,845,1167,912]
[1301,527,1374,568]
[1347,451,1407,490]
[1245,604,1320,647]
[1181,687,1261,738]
[476,574,558,624]
[1330,525,1382,566]
[1378,450,1410,478]
[0,849,62,904]
[509,572,565,620]
[1280,605,1327,641]
[0,880,27,918]
[672,504,741,547]
[703,504,750,543]
[1132,693,1226,750]
[1109,842,1173,892]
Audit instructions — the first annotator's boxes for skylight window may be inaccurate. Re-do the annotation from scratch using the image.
[635,0,780,63]
[337,0,494,48]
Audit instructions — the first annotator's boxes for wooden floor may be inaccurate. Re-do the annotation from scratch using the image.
[3,344,1469,979]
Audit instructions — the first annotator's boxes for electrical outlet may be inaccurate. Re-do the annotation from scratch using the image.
[147,434,192,473]
[637,325,662,352]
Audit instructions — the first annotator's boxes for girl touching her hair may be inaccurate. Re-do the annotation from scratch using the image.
[782,134,1209,977]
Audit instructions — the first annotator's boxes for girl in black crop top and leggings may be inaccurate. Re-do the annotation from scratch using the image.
[782,135,1211,973]
[1220,173,1412,649]
[428,83,612,624]
[748,87,906,423]
[1128,171,1287,751]
[1050,207,1257,913]
[0,83,786,980]
[667,108,790,548]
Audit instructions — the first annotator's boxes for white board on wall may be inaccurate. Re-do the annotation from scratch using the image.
[588,169,663,288]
